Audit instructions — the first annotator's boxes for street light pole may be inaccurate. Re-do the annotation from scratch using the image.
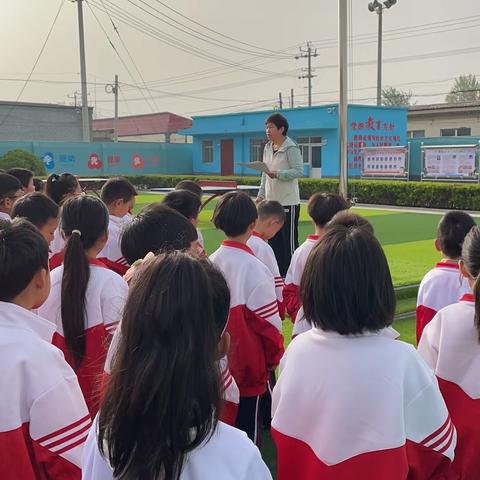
[338,0,348,200]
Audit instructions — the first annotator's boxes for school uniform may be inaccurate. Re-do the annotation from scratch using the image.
[219,355,240,426]
[0,211,11,222]
[38,258,128,417]
[247,232,285,319]
[83,417,272,480]
[197,228,207,257]
[416,262,470,342]
[50,226,64,255]
[97,214,132,275]
[272,327,456,480]
[283,235,320,322]
[0,302,90,479]
[210,240,284,443]
[418,293,480,479]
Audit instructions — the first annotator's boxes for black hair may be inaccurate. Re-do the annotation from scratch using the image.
[121,203,197,265]
[0,173,22,199]
[98,252,220,480]
[100,177,137,206]
[11,192,59,228]
[175,180,202,199]
[6,168,34,189]
[0,219,49,302]
[257,200,286,223]
[461,226,480,342]
[437,211,475,259]
[162,190,201,220]
[301,224,396,334]
[61,195,109,368]
[266,113,289,136]
[212,191,257,237]
[307,192,349,227]
[46,173,79,205]
[33,178,44,192]
[328,211,374,235]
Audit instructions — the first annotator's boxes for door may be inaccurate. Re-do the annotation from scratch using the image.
[220,139,234,176]
[310,144,322,178]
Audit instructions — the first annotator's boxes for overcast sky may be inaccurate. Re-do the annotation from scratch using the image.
[2,0,479,119]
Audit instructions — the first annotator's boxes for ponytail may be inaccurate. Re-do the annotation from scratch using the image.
[46,173,79,205]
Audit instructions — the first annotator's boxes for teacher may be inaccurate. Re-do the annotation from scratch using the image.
[256,113,303,277]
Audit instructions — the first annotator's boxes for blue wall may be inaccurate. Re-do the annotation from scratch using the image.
[0,141,192,176]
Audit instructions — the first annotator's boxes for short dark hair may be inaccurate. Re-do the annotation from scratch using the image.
[46,173,79,205]
[307,192,349,227]
[212,191,257,237]
[301,225,396,334]
[33,178,44,192]
[0,173,22,199]
[175,180,202,198]
[11,192,59,228]
[162,190,201,220]
[257,200,286,223]
[266,113,289,136]
[437,211,475,259]
[121,204,197,264]
[0,219,49,302]
[328,211,374,235]
[100,177,137,206]
[7,168,33,189]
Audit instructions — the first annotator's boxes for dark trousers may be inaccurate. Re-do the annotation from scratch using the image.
[235,395,261,445]
[269,204,300,277]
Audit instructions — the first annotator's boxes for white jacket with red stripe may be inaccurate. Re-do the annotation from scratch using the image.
[210,240,284,396]
[416,262,470,342]
[272,327,456,480]
[38,259,128,417]
[418,293,480,479]
[0,302,90,479]
[283,235,319,322]
[247,232,285,319]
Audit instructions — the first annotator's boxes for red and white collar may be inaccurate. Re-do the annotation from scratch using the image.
[222,240,255,256]
[252,231,265,241]
[50,251,107,269]
[307,234,321,241]
[435,261,459,270]
[460,293,475,303]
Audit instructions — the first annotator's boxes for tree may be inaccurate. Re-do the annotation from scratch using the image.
[445,74,480,103]
[0,149,46,175]
[381,87,414,106]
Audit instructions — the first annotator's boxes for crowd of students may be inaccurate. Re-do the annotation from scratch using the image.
[0,167,479,480]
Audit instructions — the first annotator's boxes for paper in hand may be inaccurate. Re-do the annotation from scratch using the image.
[237,161,271,174]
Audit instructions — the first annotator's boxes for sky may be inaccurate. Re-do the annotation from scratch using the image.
[1,0,480,119]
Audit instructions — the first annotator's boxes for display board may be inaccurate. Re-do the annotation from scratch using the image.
[361,146,408,179]
[422,145,478,181]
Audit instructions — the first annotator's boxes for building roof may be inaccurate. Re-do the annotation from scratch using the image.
[408,101,480,116]
[93,112,192,136]
[0,100,93,111]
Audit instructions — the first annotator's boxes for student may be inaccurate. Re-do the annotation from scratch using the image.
[0,219,89,479]
[7,167,35,194]
[33,177,45,193]
[82,253,272,480]
[38,196,129,417]
[416,210,475,342]
[11,192,60,247]
[418,225,480,479]
[272,224,456,480]
[211,191,284,444]
[0,173,23,221]
[97,177,137,275]
[284,192,349,322]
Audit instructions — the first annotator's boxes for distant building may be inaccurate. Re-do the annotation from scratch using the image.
[0,100,93,142]
[93,112,192,143]
[407,101,480,138]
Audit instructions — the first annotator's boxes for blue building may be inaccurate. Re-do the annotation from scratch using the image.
[181,104,407,178]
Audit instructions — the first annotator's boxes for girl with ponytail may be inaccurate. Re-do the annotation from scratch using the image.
[39,195,128,416]
[419,225,480,478]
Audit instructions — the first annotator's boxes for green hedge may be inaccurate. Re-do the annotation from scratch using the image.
[121,174,480,210]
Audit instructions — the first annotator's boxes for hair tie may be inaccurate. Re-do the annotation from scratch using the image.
[72,229,81,237]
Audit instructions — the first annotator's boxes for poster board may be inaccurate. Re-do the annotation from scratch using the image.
[422,145,479,182]
[361,146,408,179]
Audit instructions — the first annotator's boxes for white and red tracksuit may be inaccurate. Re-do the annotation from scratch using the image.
[283,235,320,323]
[272,327,456,480]
[418,293,480,479]
[416,262,470,342]
[0,302,90,479]
[97,214,132,275]
[247,232,285,320]
[210,240,284,396]
[38,259,128,417]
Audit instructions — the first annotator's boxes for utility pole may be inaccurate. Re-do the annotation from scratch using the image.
[75,0,90,142]
[338,0,348,200]
[290,88,294,108]
[296,42,318,107]
[105,75,119,142]
[278,92,283,110]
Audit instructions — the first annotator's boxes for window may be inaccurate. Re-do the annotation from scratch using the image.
[250,139,265,163]
[296,136,323,167]
[407,130,425,139]
[440,127,472,137]
[457,127,472,136]
[202,140,213,164]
